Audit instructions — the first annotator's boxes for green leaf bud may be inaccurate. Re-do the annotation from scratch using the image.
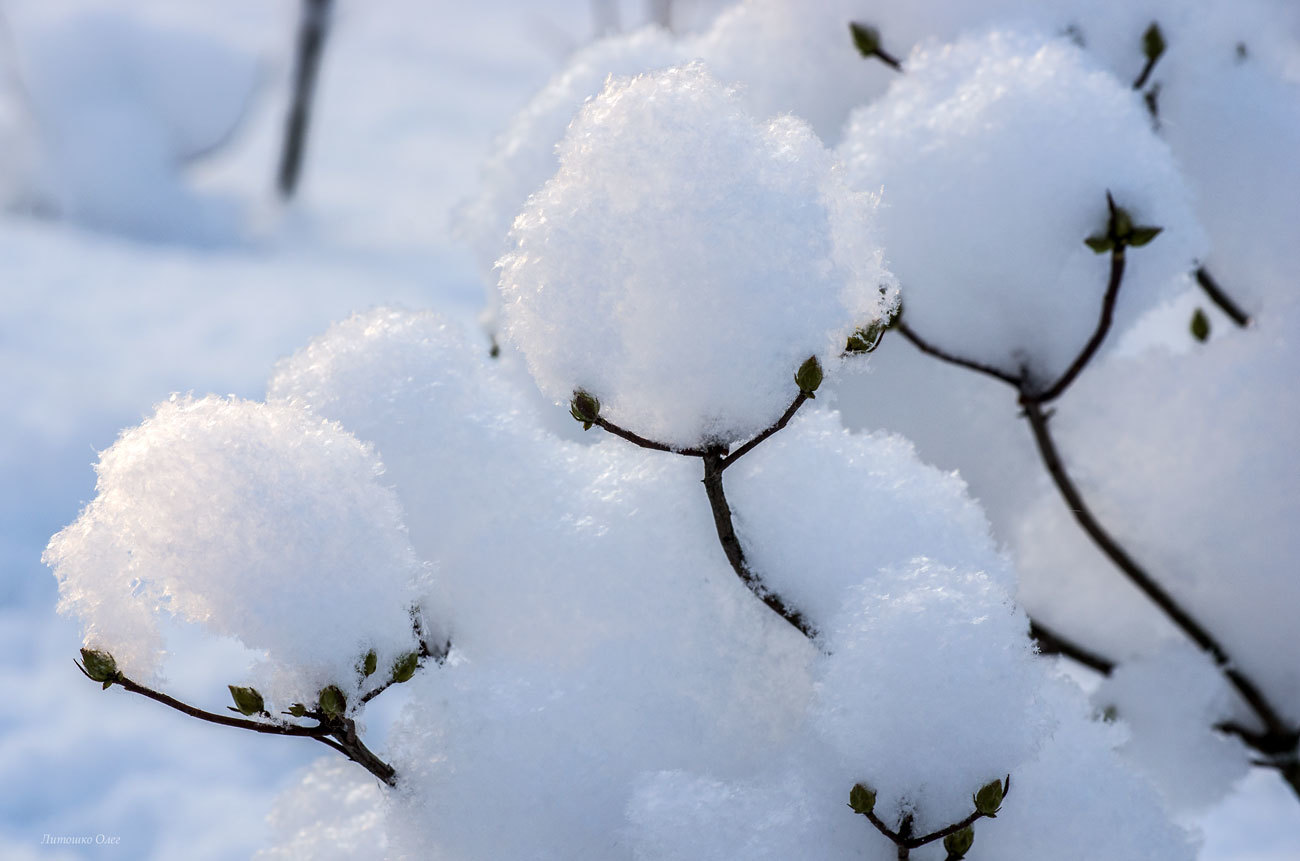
[973,778,1005,817]
[943,825,975,858]
[795,355,823,397]
[1190,308,1210,342]
[1112,206,1134,241]
[1083,234,1113,254]
[391,651,420,684]
[1142,23,1166,63]
[569,389,600,430]
[846,321,885,354]
[1127,225,1162,247]
[361,649,378,678]
[849,22,881,58]
[848,783,877,815]
[287,703,308,718]
[80,648,119,684]
[228,685,266,717]
[318,684,347,717]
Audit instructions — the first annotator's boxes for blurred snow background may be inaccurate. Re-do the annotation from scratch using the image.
[0,0,1296,857]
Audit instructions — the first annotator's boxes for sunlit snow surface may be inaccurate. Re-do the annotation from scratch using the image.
[2,0,1298,858]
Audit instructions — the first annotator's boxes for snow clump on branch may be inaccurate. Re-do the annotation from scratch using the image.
[44,396,429,707]
[500,62,895,450]
[838,28,1206,384]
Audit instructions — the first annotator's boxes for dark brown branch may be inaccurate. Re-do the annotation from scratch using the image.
[1133,54,1159,90]
[278,0,332,198]
[895,320,1023,389]
[1195,266,1252,328]
[873,48,903,72]
[1020,396,1295,749]
[1027,247,1125,403]
[79,664,400,785]
[103,671,328,737]
[1028,619,1115,675]
[701,449,818,640]
[718,392,810,471]
[593,417,709,457]
[860,780,1007,852]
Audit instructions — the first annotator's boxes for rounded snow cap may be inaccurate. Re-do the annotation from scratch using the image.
[45,396,429,706]
[500,62,895,450]
[839,28,1205,385]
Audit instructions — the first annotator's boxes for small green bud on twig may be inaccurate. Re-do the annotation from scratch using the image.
[849,22,881,58]
[848,782,877,815]
[287,703,309,718]
[318,684,347,717]
[1142,23,1166,63]
[391,651,420,684]
[795,356,823,397]
[1190,308,1211,342]
[570,390,601,430]
[846,321,886,354]
[361,649,378,678]
[943,825,975,857]
[973,777,1006,816]
[228,685,266,717]
[1085,194,1162,253]
[79,648,119,688]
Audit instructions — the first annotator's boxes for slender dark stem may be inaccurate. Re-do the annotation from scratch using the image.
[1133,54,1159,90]
[861,794,1000,853]
[701,449,817,640]
[104,672,328,737]
[894,320,1023,389]
[358,634,450,706]
[873,48,903,72]
[1195,266,1252,327]
[718,392,809,471]
[79,664,401,785]
[1028,248,1125,403]
[278,0,332,198]
[1020,396,1295,749]
[1028,619,1115,675]
[593,417,709,457]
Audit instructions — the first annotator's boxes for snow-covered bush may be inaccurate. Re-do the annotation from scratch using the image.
[44,0,1300,856]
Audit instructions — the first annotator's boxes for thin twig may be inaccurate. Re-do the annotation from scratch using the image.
[1195,266,1252,328]
[102,671,328,737]
[1020,396,1295,749]
[718,392,810,470]
[894,320,1023,389]
[593,417,709,457]
[702,449,817,640]
[1027,247,1125,403]
[1028,619,1116,675]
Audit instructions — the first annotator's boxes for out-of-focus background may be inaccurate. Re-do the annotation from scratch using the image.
[0,1,1295,857]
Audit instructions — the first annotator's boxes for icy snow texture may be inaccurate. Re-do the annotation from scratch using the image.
[814,560,1046,829]
[727,410,1008,626]
[626,677,1195,861]
[838,29,1205,384]
[256,759,388,861]
[458,26,688,321]
[43,396,428,706]
[1095,645,1250,812]
[501,63,894,449]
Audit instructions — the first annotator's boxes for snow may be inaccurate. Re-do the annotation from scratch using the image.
[501,62,895,449]
[3,0,1299,858]
[44,395,430,707]
[838,27,1205,384]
